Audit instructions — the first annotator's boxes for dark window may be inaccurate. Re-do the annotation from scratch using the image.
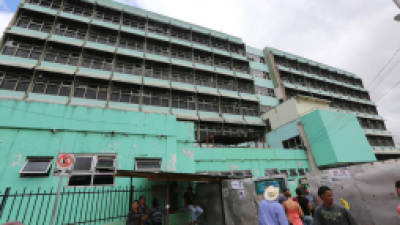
[20,157,52,176]
[88,25,117,45]
[171,66,193,84]
[110,82,140,104]
[214,55,231,70]
[15,11,54,33]
[211,37,228,51]
[44,43,80,66]
[27,0,61,9]
[68,175,92,186]
[170,26,190,41]
[73,77,108,101]
[171,45,192,61]
[54,18,87,39]
[73,157,93,171]
[265,168,279,176]
[146,40,169,57]
[32,72,73,96]
[193,50,212,66]
[195,71,216,88]
[2,36,44,60]
[81,49,113,71]
[241,101,259,116]
[282,136,305,150]
[142,87,169,107]
[94,6,121,24]
[147,20,168,35]
[93,175,114,185]
[233,60,249,73]
[197,94,219,113]
[122,14,146,30]
[171,91,195,110]
[144,61,169,80]
[238,79,254,94]
[221,98,240,114]
[135,158,162,171]
[217,75,236,91]
[119,33,144,51]
[115,56,142,75]
[62,0,93,17]
[192,32,209,46]
[0,67,32,92]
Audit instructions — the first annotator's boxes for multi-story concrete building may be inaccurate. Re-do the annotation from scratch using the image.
[0,0,396,224]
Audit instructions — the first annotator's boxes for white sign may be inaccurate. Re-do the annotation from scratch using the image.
[231,180,244,189]
[329,167,350,181]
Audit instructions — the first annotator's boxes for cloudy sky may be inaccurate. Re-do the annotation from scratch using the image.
[0,0,399,143]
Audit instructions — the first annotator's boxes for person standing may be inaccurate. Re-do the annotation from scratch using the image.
[296,188,312,225]
[259,185,289,225]
[150,198,163,225]
[282,192,303,225]
[126,200,144,225]
[313,186,358,225]
[396,180,400,215]
[138,196,150,225]
[184,186,203,224]
[278,188,291,204]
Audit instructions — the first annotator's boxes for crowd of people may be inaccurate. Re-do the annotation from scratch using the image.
[259,184,359,225]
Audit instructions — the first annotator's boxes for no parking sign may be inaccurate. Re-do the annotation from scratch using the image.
[54,153,75,176]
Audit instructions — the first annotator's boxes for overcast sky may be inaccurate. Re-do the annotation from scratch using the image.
[0,0,399,144]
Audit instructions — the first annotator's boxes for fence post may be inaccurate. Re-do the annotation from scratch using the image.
[0,187,10,219]
[129,177,133,209]
[49,176,64,225]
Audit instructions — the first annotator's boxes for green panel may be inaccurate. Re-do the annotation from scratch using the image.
[37,61,76,75]
[113,72,142,85]
[170,58,193,68]
[0,90,25,99]
[246,46,264,56]
[120,26,146,37]
[49,34,84,47]
[8,26,47,40]
[249,61,269,72]
[59,11,91,23]
[145,53,170,64]
[76,67,111,80]
[170,38,192,48]
[147,32,169,42]
[235,71,252,80]
[259,96,279,106]
[240,93,258,102]
[254,78,274,88]
[85,41,116,53]
[223,113,245,124]
[143,77,170,89]
[215,67,234,76]
[142,105,169,114]
[28,93,69,104]
[22,3,57,15]
[301,110,376,167]
[218,89,239,99]
[0,55,37,69]
[168,211,191,225]
[117,47,145,58]
[231,53,247,61]
[91,19,119,30]
[70,97,107,107]
[196,85,219,96]
[213,48,230,57]
[192,43,212,52]
[171,82,195,92]
[194,63,214,73]
[108,101,140,112]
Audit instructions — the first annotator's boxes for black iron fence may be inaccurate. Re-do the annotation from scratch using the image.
[0,185,151,225]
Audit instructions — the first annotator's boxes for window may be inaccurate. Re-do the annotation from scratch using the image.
[94,6,121,24]
[197,94,219,113]
[298,168,306,176]
[289,169,298,176]
[170,26,190,41]
[15,11,54,33]
[142,87,170,107]
[251,69,270,80]
[255,86,274,97]
[264,168,279,176]
[2,36,43,60]
[119,33,144,52]
[171,45,192,61]
[44,43,80,66]
[241,101,259,116]
[146,40,169,57]
[280,170,288,176]
[110,82,140,104]
[122,14,146,30]
[171,66,193,84]
[0,68,32,92]
[211,37,228,51]
[20,157,53,177]
[246,53,265,63]
[68,154,116,186]
[195,71,216,88]
[147,20,168,35]
[32,72,73,96]
[26,0,61,10]
[115,56,143,75]
[88,25,117,46]
[81,49,113,71]
[282,135,305,150]
[171,91,196,110]
[221,98,240,114]
[230,43,244,56]
[233,170,253,178]
[62,0,93,17]
[73,77,108,100]
[54,18,87,40]
[193,50,212,66]
[217,75,235,91]
[144,61,169,80]
[192,32,209,46]
[238,80,254,94]
[214,55,231,70]
[233,60,249,74]
[135,158,162,171]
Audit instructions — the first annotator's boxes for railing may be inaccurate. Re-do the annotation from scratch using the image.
[0,185,151,225]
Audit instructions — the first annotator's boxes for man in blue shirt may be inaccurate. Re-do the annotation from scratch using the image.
[259,186,289,225]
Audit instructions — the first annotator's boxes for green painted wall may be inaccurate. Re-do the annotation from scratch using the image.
[265,120,300,148]
[301,110,376,167]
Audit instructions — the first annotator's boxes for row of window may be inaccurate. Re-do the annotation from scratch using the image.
[274,55,363,88]
[285,88,378,115]
[251,69,270,80]
[25,0,246,55]
[265,168,309,177]
[21,154,162,186]
[196,122,264,144]
[282,135,306,150]
[358,118,386,130]
[247,53,265,64]
[0,69,260,115]
[2,36,254,92]
[280,71,370,101]
[255,86,275,97]
[366,135,395,147]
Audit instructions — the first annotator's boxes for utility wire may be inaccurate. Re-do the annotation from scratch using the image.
[367,47,400,88]
[376,79,400,103]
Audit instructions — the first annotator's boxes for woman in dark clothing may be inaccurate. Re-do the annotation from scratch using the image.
[296,188,313,225]
[126,200,144,225]
[150,198,163,225]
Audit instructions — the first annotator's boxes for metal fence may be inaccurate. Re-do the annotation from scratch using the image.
[0,185,151,225]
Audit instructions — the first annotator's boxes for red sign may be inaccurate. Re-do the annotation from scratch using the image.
[57,154,73,168]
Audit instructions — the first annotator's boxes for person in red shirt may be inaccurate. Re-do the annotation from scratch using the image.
[396,180,400,215]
